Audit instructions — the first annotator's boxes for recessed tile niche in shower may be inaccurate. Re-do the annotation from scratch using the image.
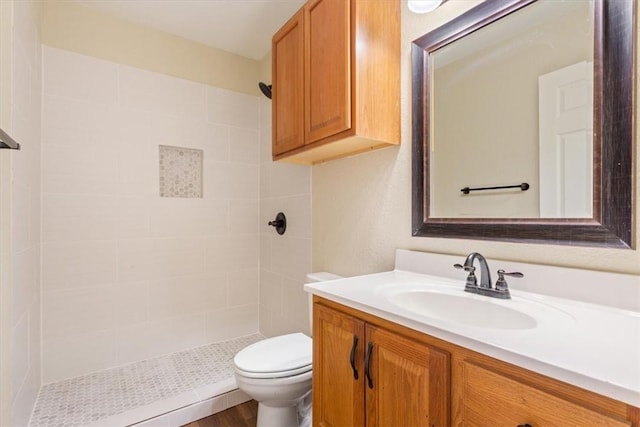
[159,145,204,198]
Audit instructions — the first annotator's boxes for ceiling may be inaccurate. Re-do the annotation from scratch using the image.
[73,0,307,61]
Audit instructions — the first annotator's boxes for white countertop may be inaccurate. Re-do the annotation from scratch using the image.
[305,268,640,407]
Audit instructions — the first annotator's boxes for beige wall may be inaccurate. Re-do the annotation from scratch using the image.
[42,0,261,97]
[312,1,640,280]
[0,0,43,424]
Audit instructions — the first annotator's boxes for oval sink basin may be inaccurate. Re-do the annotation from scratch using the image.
[376,281,574,331]
[388,291,537,329]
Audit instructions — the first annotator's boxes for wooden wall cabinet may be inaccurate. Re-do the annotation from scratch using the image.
[271,0,400,165]
[313,297,640,427]
[312,302,450,427]
[272,9,304,156]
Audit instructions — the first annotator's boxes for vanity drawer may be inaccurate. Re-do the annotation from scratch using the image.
[459,361,631,426]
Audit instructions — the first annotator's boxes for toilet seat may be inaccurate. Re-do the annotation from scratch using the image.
[234,333,312,379]
[235,366,312,382]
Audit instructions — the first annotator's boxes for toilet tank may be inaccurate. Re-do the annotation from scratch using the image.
[306,272,342,284]
[306,272,343,334]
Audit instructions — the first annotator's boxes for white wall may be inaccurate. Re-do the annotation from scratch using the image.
[41,46,261,383]
[312,1,640,282]
[0,0,43,425]
[258,53,313,337]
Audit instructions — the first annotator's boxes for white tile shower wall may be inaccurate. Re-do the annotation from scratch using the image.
[9,0,42,425]
[41,46,261,383]
[258,98,313,338]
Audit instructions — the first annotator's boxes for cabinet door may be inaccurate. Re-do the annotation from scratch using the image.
[458,360,631,426]
[272,9,304,156]
[313,303,365,427]
[365,325,450,427]
[304,0,351,144]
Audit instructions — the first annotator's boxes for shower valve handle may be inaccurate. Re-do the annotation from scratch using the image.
[268,212,287,235]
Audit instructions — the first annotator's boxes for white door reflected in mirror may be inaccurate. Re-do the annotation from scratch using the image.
[538,61,593,218]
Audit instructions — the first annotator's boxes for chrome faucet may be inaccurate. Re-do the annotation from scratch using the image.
[460,252,492,289]
[454,252,523,299]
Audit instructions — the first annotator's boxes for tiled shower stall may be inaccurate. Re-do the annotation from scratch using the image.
[28,45,313,425]
[41,45,262,384]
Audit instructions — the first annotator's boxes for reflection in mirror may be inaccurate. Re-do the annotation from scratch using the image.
[430,0,594,218]
[412,0,634,248]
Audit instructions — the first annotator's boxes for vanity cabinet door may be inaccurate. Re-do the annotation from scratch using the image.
[272,9,304,156]
[365,325,449,427]
[313,303,366,427]
[313,302,450,427]
[458,360,631,427]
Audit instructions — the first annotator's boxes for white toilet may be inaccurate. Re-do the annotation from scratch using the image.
[233,272,342,427]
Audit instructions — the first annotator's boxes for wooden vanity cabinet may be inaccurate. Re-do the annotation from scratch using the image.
[271,0,400,164]
[456,359,632,426]
[312,302,365,426]
[312,301,450,427]
[313,297,640,427]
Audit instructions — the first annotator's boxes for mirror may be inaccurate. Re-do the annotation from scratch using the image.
[430,0,594,219]
[412,0,634,248]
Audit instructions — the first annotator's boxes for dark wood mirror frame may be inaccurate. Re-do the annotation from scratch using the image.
[411,0,635,248]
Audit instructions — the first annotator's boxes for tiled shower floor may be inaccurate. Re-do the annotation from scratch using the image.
[30,334,264,427]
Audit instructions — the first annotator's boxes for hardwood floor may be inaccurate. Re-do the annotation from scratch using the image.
[183,400,258,427]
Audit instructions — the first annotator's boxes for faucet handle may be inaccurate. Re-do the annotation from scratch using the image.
[497,270,524,278]
[454,263,474,272]
[454,263,477,288]
[495,269,523,293]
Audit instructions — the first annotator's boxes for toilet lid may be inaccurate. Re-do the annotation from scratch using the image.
[234,333,312,376]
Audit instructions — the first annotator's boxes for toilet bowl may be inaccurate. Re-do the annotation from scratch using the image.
[234,333,312,427]
[233,272,342,427]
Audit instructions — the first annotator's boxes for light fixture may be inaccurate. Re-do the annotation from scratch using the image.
[407,0,447,14]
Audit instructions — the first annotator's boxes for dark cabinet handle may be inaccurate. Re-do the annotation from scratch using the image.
[517,424,532,427]
[364,342,374,389]
[349,335,359,380]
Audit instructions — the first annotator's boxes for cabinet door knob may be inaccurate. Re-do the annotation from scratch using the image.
[349,335,359,380]
[364,342,374,389]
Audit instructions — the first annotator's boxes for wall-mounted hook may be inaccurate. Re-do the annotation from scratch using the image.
[268,212,286,235]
